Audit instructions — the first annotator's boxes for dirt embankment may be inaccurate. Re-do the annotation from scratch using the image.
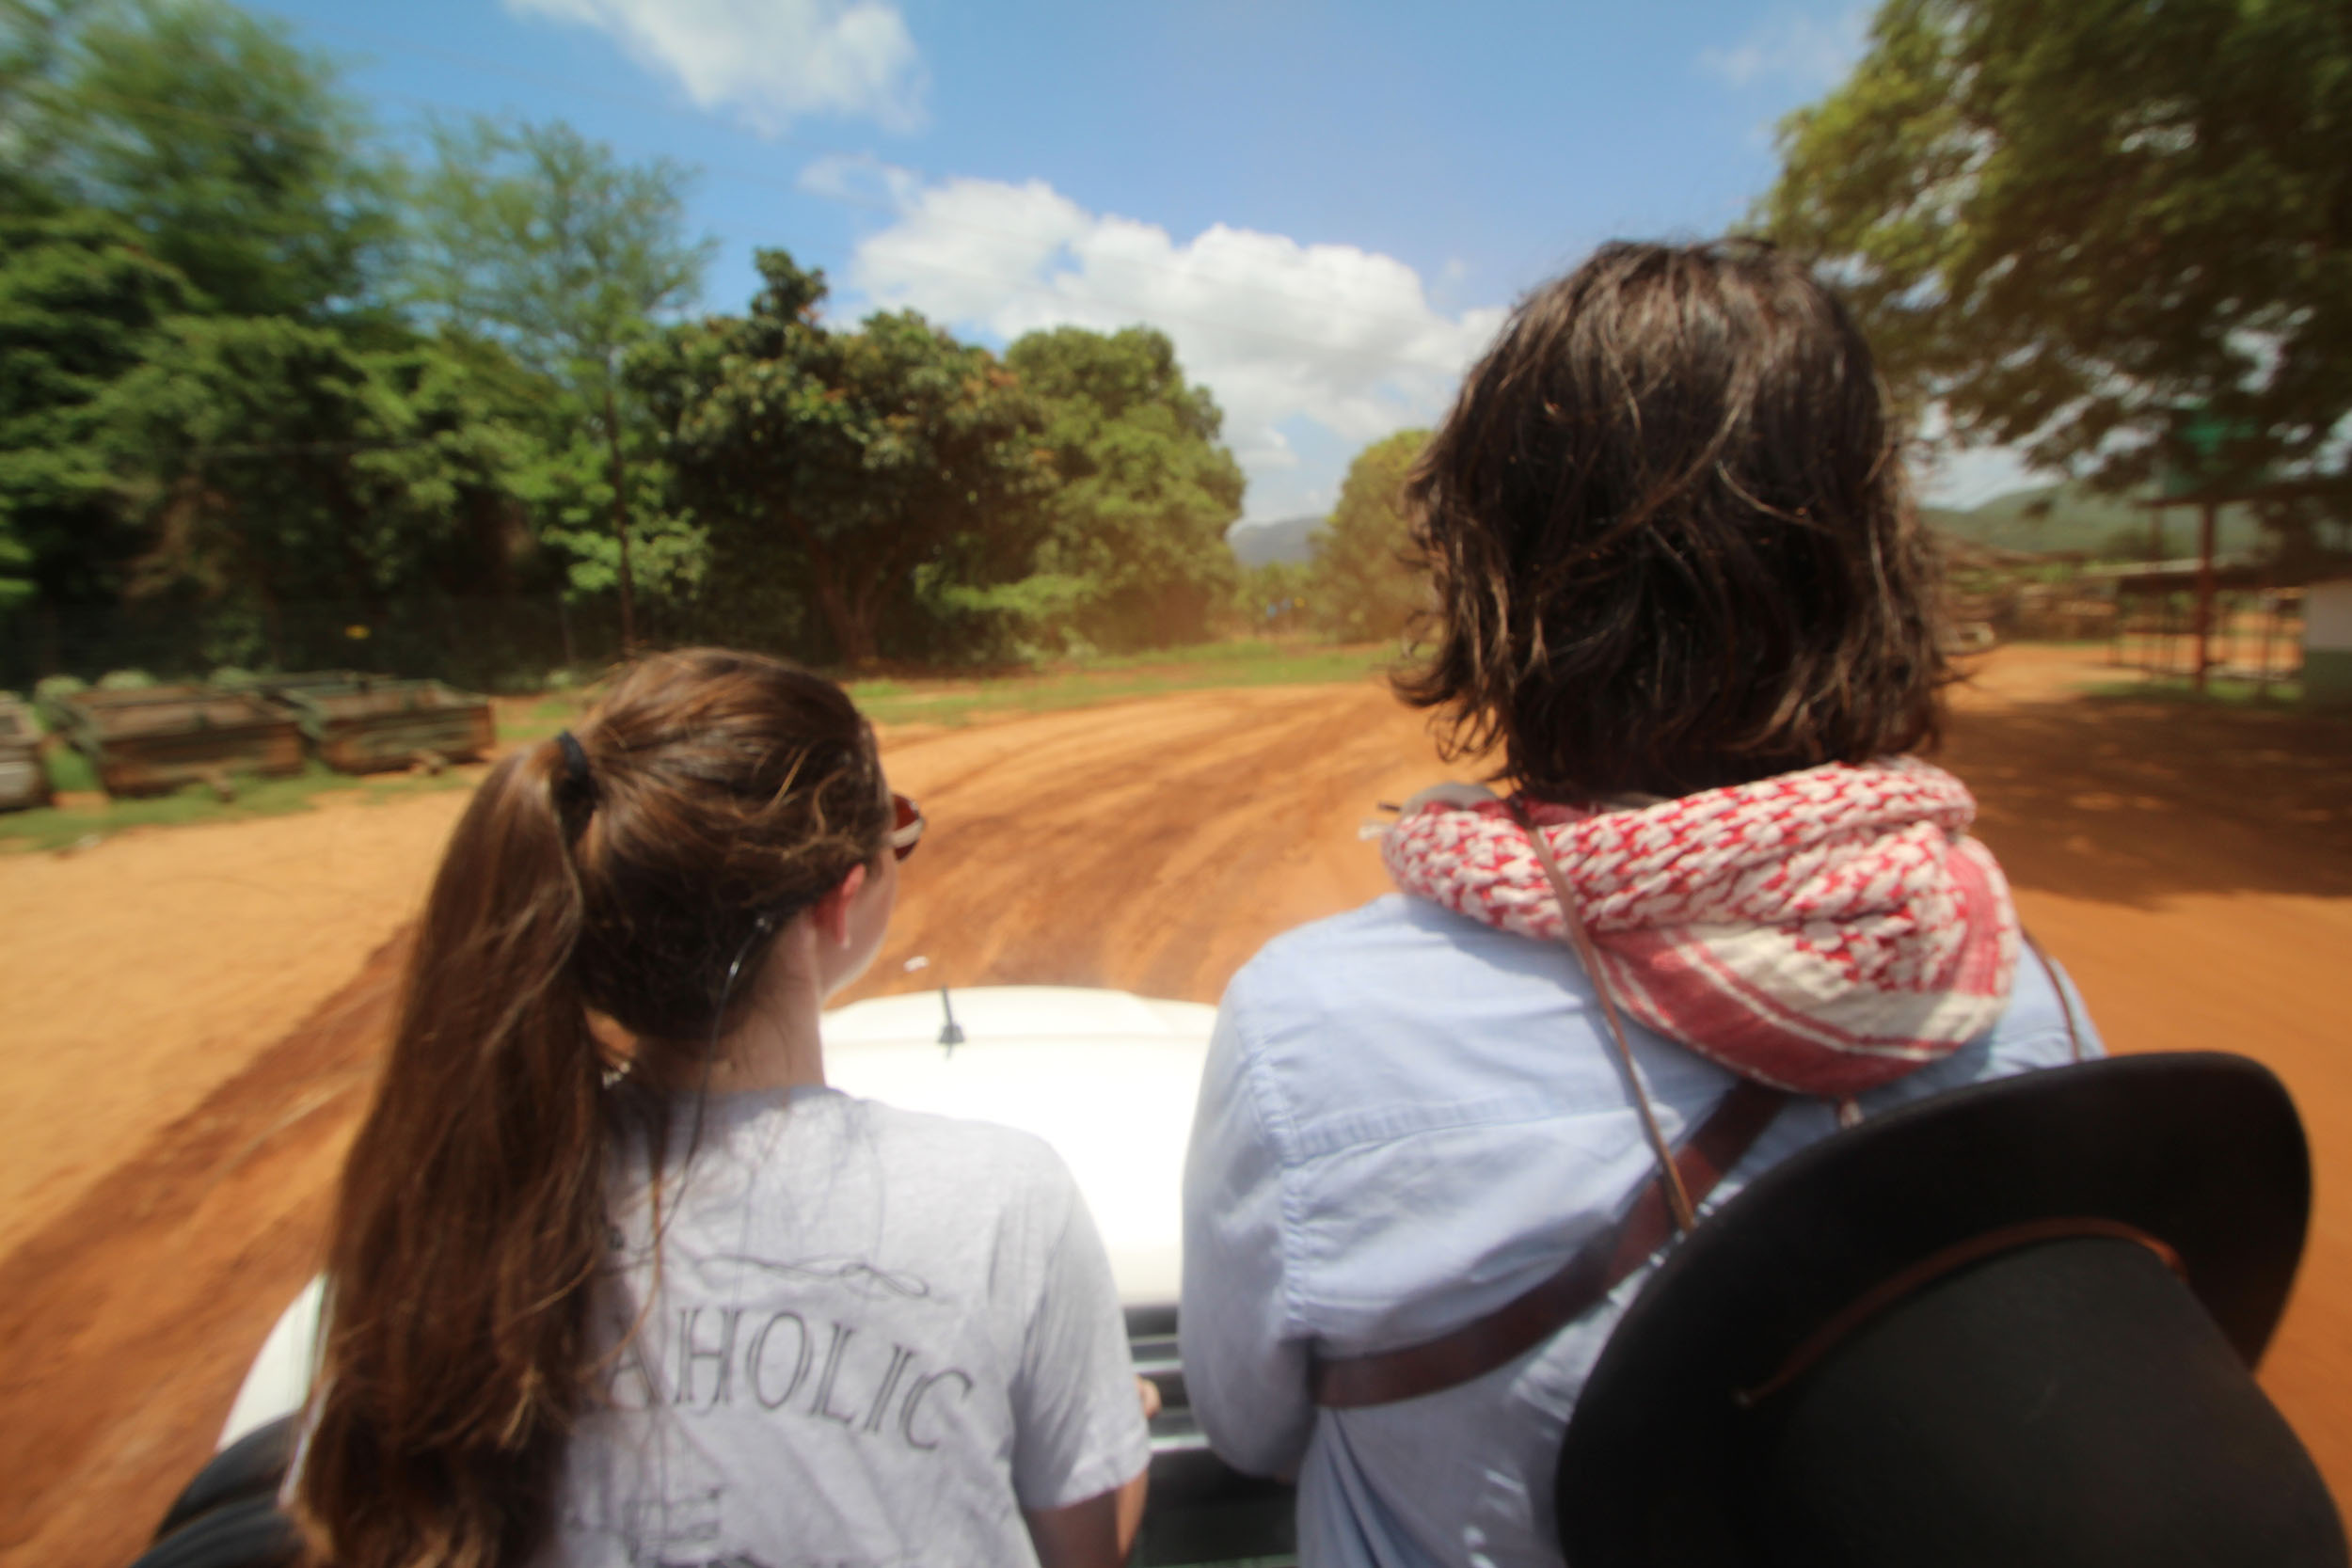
[4,650,2350,1563]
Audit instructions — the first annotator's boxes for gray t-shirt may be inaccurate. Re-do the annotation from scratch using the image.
[546,1086,1150,1568]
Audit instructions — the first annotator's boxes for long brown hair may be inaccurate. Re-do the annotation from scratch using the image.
[1396,239,1950,800]
[296,648,892,1568]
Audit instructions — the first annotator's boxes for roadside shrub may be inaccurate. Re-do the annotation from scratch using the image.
[32,674,86,730]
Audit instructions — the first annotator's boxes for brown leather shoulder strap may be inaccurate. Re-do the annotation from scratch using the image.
[2021,927,2084,1063]
[1311,1077,1788,1408]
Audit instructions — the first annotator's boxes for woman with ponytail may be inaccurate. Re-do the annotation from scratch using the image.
[296,648,1150,1568]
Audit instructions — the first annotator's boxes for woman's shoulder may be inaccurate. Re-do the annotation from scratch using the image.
[1985,942,2106,1065]
[1222,893,1608,1070]
[834,1094,1079,1199]
[1232,893,1566,1012]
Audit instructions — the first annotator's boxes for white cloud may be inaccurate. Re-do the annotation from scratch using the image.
[820,163,1507,519]
[1698,8,1867,91]
[507,0,926,134]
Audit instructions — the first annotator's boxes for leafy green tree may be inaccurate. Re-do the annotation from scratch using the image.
[0,208,194,612]
[410,116,715,641]
[410,118,710,369]
[22,0,398,321]
[96,314,536,665]
[641,251,1050,667]
[2,0,81,214]
[1762,0,2352,497]
[1310,429,1429,641]
[1004,325,1246,651]
[1234,559,1314,636]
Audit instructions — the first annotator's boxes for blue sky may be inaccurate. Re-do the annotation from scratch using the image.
[251,0,2035,523]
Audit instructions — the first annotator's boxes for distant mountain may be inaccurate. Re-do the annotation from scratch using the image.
[1228,514,1324,568]
[1232,486,2273,572]
[1927,483,2268,560]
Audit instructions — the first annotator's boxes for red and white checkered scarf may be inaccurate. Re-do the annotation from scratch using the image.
[1381,759,2018,1096]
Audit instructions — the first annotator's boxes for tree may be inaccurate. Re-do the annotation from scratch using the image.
[96,314,536,666]
[410,116,715,642]
[0,208,194,612]
[1234,559,1313,636]
[1004,326,1246,651]
[1310,430,1428,642]
[22,0,398,321]
[642,251,1050,667]
[2,0,80,215]
[1761,0,2352,499]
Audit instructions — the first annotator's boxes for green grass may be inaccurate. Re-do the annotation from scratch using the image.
[847,639,1390,728]
[498,692,596,747]
[0,758,473,853]
[42,739,100,793]
[2078,675,2311,709]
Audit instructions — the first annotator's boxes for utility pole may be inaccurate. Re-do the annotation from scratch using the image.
[605,353,639,655]
[2192,499,2217,694]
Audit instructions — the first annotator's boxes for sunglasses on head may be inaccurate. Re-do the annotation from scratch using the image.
[889,791,925,862]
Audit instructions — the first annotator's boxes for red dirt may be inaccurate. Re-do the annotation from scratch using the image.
[3,647,2349,1563]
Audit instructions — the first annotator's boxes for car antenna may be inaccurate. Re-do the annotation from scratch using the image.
[906,956,965,1053]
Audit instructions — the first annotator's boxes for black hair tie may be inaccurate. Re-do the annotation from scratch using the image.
[555,730,595,796]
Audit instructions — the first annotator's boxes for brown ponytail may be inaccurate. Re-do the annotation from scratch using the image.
[297,649,892,1568]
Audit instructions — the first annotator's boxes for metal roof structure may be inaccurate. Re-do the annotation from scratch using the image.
[2078,555,2309,594]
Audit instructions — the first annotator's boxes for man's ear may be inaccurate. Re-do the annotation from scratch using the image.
[812,863,869,949]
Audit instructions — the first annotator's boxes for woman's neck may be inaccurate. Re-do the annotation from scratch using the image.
[705,961,829,1094]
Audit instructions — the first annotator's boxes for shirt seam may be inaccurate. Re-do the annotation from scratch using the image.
[1231,999,1317,1343]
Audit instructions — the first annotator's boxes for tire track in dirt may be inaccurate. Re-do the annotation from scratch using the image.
[852,683,1458,1006]
[0,935,405,1566]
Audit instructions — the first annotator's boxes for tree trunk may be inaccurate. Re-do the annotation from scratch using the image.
[780,510,890,669]
[2193,500,2217,693]
[816,579,878,668]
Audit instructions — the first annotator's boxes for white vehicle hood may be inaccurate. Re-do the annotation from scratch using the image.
[820,985,1216,1307]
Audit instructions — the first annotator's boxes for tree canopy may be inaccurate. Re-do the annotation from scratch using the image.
[0,208,195,610]
[1006,325,1245,651]
[643,251,1051,667]
[1309,429,1428,642]
[410,116,711,389]
[97,314,537,666]
[24,0,398,321]
[0,0,1272,687]
[1761,0,2352,499]
[409,115,716,632]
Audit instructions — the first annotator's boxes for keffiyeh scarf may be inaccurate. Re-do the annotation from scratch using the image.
[1381,759,2019,1096]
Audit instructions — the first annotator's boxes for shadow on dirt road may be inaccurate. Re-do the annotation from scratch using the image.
[1949,698,2352,906]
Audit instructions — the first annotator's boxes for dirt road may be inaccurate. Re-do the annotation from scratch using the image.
[3,650,2348,1563]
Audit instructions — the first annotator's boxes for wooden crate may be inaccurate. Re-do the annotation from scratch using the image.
[0,697,50,812]
[268,677,496,773]
[56,687,305,798]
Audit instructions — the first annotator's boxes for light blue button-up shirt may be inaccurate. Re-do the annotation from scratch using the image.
[1180,894,2098,1568]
